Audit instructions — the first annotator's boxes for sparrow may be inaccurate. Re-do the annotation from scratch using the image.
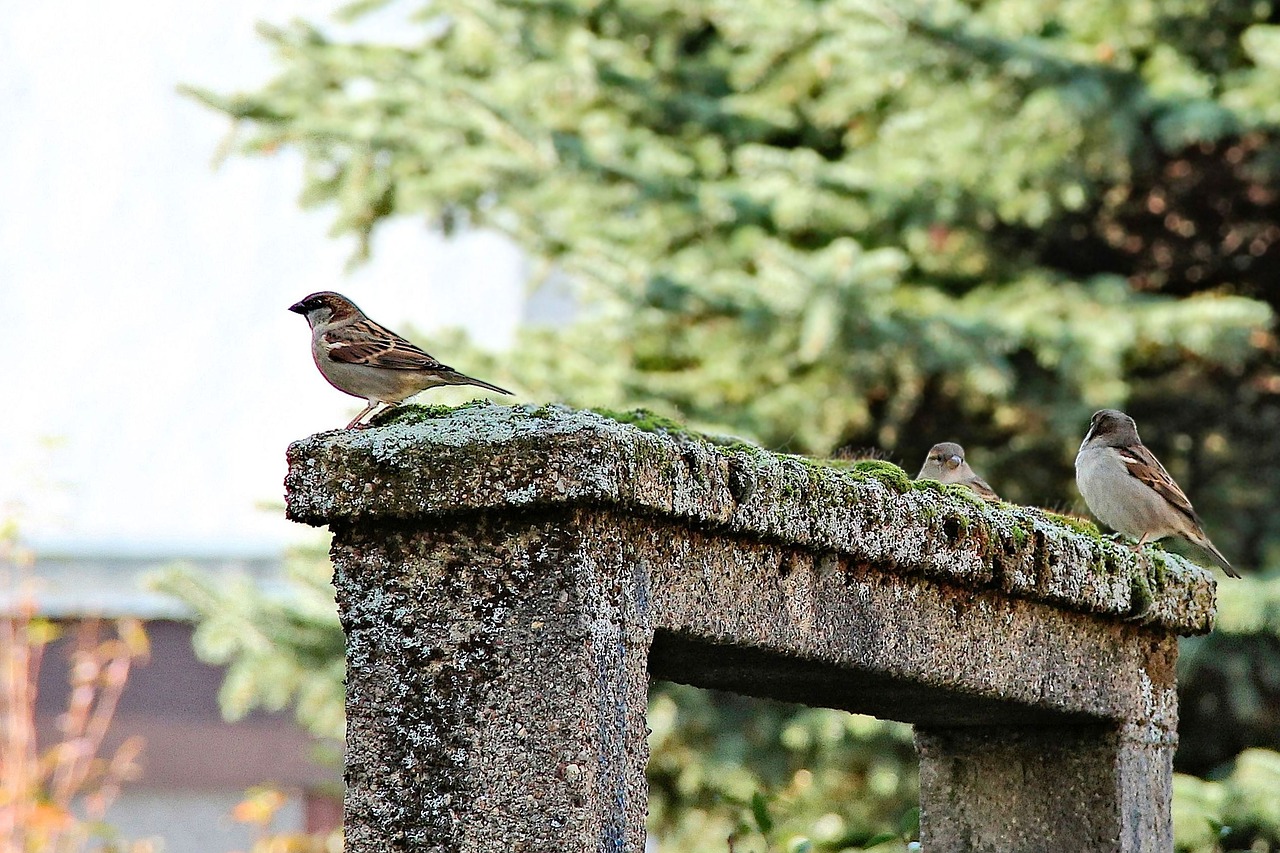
[289,291,512,429]
[916,442,999,500]
[1075,409,1238,577]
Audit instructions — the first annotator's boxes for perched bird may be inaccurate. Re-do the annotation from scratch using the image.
[1075,409,1238,578]
[289,291,512,429]
[916,442,999,500]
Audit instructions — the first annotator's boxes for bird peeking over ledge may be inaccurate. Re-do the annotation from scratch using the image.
[916,441,999,501]
[289,291,512,430]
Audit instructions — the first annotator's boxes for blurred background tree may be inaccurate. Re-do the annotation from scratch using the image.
[179,0,1280,849]
[3,518,154,853]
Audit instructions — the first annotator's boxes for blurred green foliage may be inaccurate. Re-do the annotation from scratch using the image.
[647,685,919,852]
[179,0,1280,848]
[151,546,346,743]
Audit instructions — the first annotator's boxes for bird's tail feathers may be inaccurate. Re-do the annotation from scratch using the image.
[1193,536,1240,579]
[446,371,513,396]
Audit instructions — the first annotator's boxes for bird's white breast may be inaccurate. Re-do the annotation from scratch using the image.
[1075,445,1178,540]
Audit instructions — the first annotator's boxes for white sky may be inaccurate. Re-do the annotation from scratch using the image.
[0,0,524,555]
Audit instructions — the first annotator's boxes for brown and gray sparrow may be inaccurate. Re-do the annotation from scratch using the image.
[289,291,512,429]
[916,442,999,500]
[1075,409,1238,577]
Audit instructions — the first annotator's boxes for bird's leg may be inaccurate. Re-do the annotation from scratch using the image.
[347,400,384,429]
[372,401,400,425]
[355,401,401,429]
[1129,532,1151,552]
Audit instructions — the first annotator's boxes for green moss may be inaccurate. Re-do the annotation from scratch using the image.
[786,455,914,496]
[1042,510,1103,539]
[907,477,949,498]
[371,403,465,426]
[591,409,915,496]
[589,407,702,439]
[846,459,913,494]
[905,477,992,510]
[1129,568,1155,618]
[780,476,802,500]
[1146,549,1171,591]
[592,408,775,459]
[714,438,773,458]
[541,405,952,502]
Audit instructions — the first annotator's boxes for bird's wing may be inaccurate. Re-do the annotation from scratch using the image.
[965,474,999,501]
[1116,443,1202,525]
[324,319,450,371]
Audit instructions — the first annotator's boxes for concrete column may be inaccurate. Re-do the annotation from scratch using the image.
[916,725,1174,853]
[332,513,652,853]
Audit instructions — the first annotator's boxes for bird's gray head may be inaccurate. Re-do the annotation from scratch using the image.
[926,442,966,471]
[1082,409,1140,449]
[288,291,361,327]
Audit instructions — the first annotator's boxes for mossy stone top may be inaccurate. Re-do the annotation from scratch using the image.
[285,401,1215,635]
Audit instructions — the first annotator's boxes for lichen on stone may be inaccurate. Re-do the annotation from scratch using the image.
[370,401,484,427]
[1144,550,1172,592]
[838,459,915,495]
[589,407,766,454]
[588,407,701,440]
[286,400,1217,635]
[1129,569,1155,619]
[1043,510,1102,538]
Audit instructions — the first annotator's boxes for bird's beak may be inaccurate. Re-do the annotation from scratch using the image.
[288,300,308,314]
[949,455,962,467]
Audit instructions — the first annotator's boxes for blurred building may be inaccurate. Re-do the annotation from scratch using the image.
[7,546,340,853]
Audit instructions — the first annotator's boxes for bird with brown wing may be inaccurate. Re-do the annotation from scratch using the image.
[289,291,511,429]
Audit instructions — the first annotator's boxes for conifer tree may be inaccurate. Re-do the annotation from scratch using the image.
[184,1,1280,848]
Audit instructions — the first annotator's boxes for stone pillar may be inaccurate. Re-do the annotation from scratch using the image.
[916,724,1175,853]
[332,513,651,853]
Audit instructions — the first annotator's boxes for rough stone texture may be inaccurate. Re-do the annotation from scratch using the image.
[916,726,1174,852]
[286,402,1218,853]
[332,515,650,853]
[287,403,1215,634]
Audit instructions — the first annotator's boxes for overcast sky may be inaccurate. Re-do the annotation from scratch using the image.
[0,0,524,555]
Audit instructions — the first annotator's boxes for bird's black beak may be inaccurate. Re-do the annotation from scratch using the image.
[288,300,308,314]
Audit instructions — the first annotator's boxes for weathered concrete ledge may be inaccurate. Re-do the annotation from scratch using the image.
[287,402,1214,635]
[286,402,1218,853]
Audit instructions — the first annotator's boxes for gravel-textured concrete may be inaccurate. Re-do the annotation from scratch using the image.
[916,725,1173,852]
[286,402,1217,853]
[332,516,649,853]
